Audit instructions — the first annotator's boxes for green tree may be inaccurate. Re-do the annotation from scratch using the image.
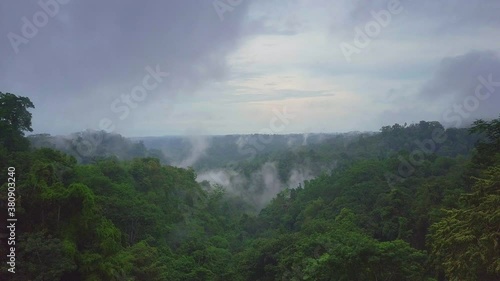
[428,116,500,280]
[0,92,34,151]
[428,164,500,280]
[14,231,76,281]
[469,116,500,168]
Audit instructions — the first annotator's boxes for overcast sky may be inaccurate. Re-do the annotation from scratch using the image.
[1,0,499,136]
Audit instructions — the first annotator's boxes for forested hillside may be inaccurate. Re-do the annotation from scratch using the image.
[28,132,167,165]
[1,93,499,280]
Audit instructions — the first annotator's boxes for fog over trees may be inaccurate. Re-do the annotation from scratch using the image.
[1,1,500,280]
[1,92,499,280]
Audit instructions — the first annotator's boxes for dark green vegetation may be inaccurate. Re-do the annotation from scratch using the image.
[1,92,499,280]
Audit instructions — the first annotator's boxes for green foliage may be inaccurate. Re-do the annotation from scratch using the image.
[469,116,500,167]
[0,95,498,281]
[237,209,428,281]
[15,231,77,281]
[429,163,500,280]
[0,92,34,151]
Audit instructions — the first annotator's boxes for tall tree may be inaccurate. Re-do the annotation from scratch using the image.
[469,116,500,168]
[429,116,500,281]
[428,164,500,280]
[0,92,35,151]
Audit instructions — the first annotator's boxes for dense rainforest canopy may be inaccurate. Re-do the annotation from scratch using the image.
[0,93,499,280]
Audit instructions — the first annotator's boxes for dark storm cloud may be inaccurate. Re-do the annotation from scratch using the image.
[0,0,250,133]
[418,50,500,126]
[0,0,498,135]
[419,51,500,99]
[377,50,500,128]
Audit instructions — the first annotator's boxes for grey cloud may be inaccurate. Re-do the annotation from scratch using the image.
[419,51,500,99]
[244,13,306,36]
[1,0,498,136]
[243,0,310,36]
[418,50,500,123]
[342,0,500,30]
[0,0,250,134]
[380,50,500,128]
